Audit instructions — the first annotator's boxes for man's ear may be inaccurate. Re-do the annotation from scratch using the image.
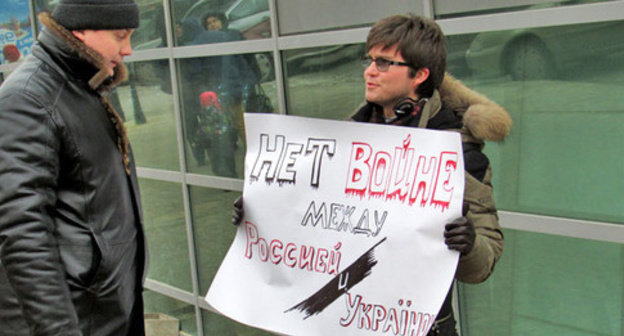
[72,30,86,42]
[411,67,430,90]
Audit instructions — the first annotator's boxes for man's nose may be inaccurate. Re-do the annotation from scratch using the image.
[121,42,133,56]
[364,61,378,77]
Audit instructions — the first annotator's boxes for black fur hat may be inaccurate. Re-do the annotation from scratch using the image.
[52,0,139,30]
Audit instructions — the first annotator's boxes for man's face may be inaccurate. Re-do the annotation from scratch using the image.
[364,45,419,110]
[73,29,134,76]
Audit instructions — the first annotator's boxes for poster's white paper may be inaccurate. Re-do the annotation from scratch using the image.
[206,113,464,335]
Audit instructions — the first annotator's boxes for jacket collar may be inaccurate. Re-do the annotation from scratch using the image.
[37,12,127,91]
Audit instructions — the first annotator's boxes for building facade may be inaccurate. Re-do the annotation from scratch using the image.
[1,0,623,335]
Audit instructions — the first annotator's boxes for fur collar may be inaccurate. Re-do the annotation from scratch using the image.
[38,12,128,91]
[439,73,512,142]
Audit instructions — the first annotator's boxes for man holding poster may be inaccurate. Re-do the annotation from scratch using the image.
[223,13,511,336]
[348,14,511,335]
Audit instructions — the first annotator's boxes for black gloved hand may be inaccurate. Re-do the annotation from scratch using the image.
[232,196,244,226]
[444,203,475,255]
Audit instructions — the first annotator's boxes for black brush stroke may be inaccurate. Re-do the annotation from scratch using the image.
[285,237,387,319]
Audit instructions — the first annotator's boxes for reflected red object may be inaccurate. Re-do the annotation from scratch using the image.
[200,91,221,109]
[3,44,20,62]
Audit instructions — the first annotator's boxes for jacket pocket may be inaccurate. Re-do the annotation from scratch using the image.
[59,234,103,289]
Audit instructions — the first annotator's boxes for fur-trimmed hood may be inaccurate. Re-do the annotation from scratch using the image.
[440,73,512,142]
[38,12,128,91]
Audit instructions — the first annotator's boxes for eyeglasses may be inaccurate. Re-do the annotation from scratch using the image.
[361,56,412,72]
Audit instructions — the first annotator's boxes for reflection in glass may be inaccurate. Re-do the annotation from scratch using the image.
[192,187,275,334]
[112,60,179,171]
[177,53,275,177]
[455,20,624,223]
[192,187,276,334]
[465,20,624,81]
[139,179,192,291]
[189,187,240,294]
[173,0,271,48]
[202,309,273,335]
[131,0,167,50]
[445,33,478,79]
[459,229,624,335]
[434,0,613,19]
[1,0,34,65]
[144,290,197,335]
[283,43,365,120]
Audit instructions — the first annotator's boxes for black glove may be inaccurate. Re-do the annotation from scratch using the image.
[232,196,244,226]
[444,203,475,255]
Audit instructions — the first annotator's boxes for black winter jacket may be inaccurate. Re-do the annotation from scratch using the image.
[0,14,147,336]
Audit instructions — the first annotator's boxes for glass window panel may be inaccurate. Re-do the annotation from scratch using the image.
[202,309,272,335]
[434,0,614,19]
[139,179,192,291]
[132,0,168,50]
[1,0,34,64]
[283,43,365,120]
[112,60,179,171]
[35,0,54,13]
[177,52,275,176]
[276,0,421,35]
[172,0,271,47]
[446,33,478,78]
[191,188,275,335]
[144,290,197,335]
[458,229,623,335]
[34,0,55,35]
[190,187,240,295]
[455,20,624,223]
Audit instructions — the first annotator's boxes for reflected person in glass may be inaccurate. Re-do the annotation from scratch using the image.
[179,14,259,177]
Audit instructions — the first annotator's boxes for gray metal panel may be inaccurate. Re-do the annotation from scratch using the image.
[499,211,624,244]
[434,0,557,16]
[276,0,422,35]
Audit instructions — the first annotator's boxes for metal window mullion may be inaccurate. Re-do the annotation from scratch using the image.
[144,278,196,305]
[28,0,37,36]
[136,168,183,183]
[423,0,435,19]
[499,211,624,244]
[171,39,274,59]
[160,0,204,334]
[438,1,624,36]
[268,0,286,115]
[184,174,243,191]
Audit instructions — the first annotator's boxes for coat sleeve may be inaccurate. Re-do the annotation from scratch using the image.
[455,167,504,284]
[0,91,82,335]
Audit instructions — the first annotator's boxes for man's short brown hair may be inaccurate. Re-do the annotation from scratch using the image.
[366,14,446,98]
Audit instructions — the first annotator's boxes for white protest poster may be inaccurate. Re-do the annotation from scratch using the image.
[206,113,464,335]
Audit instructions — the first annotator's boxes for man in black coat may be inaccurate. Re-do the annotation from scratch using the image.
[0,0,147,335]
